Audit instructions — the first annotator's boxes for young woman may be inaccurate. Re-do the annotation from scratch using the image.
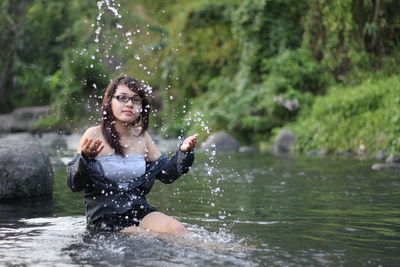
[67,76,198,234]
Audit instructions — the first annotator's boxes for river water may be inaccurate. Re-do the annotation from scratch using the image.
[0,151,399,266]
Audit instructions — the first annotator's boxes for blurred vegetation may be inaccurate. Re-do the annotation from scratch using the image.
[288,75,400,155]
[1,0,399,155]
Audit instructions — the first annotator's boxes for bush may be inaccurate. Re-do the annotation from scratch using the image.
[288,75,400,155]
[262,49,333,95]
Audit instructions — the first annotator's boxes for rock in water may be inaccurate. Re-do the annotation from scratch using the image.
[375,148,387,161]
[372,163,400,170]
[0,134,53,200]
[201,131,241,151]
[0,106,51,133]
[385,154,400,163]
[273,130,296,154]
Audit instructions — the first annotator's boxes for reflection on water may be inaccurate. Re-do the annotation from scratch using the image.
[1,152,399,266]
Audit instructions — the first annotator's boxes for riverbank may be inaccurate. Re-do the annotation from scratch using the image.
[282,75,400,158]
[1,125,399,173]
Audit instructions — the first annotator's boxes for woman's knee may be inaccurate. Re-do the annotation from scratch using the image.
[139,212,188,234]
[167,220,188,235]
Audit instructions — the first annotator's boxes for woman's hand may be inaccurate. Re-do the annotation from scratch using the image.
[80,138,104,159]
[180,134,199,152]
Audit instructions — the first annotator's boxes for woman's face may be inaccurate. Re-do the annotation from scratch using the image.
[111,85,142,124]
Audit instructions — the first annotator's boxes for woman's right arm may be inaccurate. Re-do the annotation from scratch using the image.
[67,128,104,192]
[67,154,92,192]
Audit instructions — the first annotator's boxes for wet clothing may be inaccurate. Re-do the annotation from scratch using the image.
[67,149,194,231]
[88,206,157,231]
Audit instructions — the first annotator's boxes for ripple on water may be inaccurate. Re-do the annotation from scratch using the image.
[0,216,85,266]
[0,216,263,266]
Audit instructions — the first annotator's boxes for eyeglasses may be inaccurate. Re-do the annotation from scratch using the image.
[112,95,142,105]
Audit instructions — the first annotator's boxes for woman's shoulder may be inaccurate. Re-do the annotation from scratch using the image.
[143,130,155,143]
[143,130,150,138]
[77,126,103,153]
[82,126,102,139]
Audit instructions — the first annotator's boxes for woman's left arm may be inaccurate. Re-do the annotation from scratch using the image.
[146,133,198,183]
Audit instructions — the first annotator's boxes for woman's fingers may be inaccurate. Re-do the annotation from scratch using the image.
[84,139,93,150]
[82,138,89,147]
[82,139,103,157]
[181,134,199,151]
[90,139,102,151]
[92,139,101,149]
[188,134,198,146]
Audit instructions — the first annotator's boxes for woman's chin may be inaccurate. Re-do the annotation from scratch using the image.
[118,117,139,125]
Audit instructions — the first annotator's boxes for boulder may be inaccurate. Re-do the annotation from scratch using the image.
[239,146,256,153]
[152,134,180,153]
[0,106,51,133]
[37,133,67,156]
[307,149,328,156]
[385,154,400,163]
[201,131,241,151]
[0,134,53,200]
[64,134,82,151]
[272,130,295,154]
[375,149,387,161]
[372,163,400,170]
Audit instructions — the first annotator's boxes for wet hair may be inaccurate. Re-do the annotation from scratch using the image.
[101,76,150,155]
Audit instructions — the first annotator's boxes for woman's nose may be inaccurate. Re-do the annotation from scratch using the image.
[125,100,133,107]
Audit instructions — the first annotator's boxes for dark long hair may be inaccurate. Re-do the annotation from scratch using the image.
[101,76,150,155]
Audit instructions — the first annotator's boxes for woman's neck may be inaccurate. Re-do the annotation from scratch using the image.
[114,121,140,138]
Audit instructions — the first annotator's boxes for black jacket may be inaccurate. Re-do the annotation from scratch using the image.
[67,149,194,223]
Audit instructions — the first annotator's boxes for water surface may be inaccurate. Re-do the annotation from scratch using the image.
[1,152,399,266]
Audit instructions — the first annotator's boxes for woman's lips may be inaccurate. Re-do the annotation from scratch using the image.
[122,111,134,115]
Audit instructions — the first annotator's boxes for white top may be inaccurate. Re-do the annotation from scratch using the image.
[97,153,146,184]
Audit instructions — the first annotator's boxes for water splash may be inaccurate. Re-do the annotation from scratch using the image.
[88,0,229,228]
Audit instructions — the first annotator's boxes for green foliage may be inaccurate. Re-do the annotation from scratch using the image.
[232,0,308,84]
[262,48,333,95]
[0,0,68,112]
[288,75,400,154]
[160,0,240,95]
[154,0,241,134]
[2,0,400,157]
[49,46,109,127]
[153,0,400,155]
[302,0,400,79]
[181,48,332,144]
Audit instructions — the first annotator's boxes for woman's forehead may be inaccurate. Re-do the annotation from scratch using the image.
[115,84,138,95]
